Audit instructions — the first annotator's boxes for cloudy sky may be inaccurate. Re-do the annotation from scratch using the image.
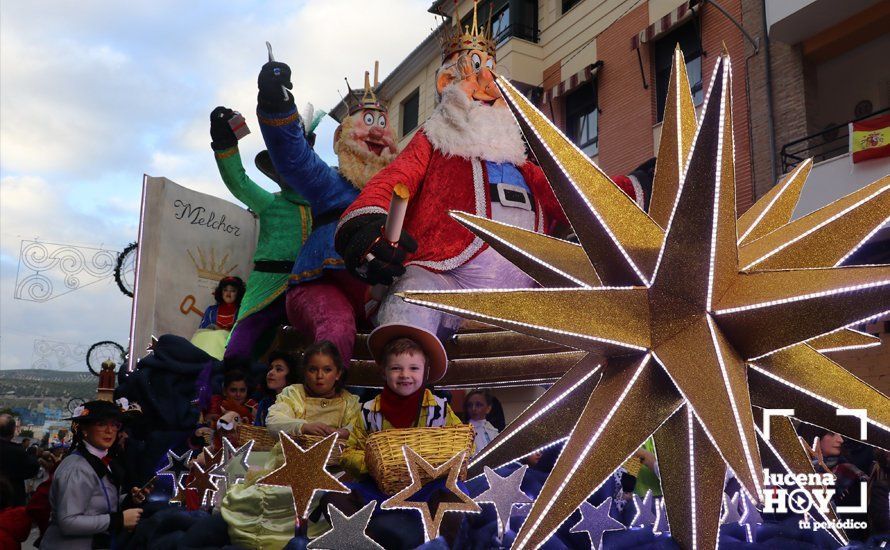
[0,0,434,371]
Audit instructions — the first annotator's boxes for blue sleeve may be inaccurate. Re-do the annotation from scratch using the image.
[258,108,350,216]
[199,305,216,329]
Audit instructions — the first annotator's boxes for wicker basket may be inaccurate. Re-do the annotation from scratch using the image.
[365,425,474,495]
[236,424,277,451]
[296,434,345,466]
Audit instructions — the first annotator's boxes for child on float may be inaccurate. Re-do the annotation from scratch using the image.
[207,368,256,426]
[339,323,461,477]
[307,324,462,547]
[191,276,245,359]
[207,369,256,449]
[200,276,245,331]
[264,340,360,440]
[252,350,300,427]
[463,389,499,455]
[221,341,361,549]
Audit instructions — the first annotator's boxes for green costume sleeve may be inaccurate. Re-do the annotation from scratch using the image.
[215,147,275,214]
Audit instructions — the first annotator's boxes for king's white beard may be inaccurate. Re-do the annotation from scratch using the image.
[335,117,396,189]
[423,84,527,165]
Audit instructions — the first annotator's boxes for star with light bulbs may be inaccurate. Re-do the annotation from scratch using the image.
[397,49,889,549]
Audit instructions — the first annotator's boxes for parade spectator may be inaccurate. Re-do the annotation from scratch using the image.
[253,350,300,427]
[40,401,150,549]
[463,389,499,455]
[0,476,32,550]
[868,449,890,536]
[0,413,38,507]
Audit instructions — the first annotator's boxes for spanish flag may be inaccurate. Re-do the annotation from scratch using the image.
[850,113,890,163]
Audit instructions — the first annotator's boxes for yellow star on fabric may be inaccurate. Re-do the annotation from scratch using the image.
[380,446,480,541]
[398,51,889,550]
[257,432,349,518]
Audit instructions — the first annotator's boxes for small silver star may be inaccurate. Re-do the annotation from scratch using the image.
[739,491,763,543]
[157,449,192,495]
[473,465,534,538]
[307,501,383,550]
[570,497,626,550]
[653,497,670,534]
[631,490,658,529]
[208,438,253,487]
[720,492,743,525]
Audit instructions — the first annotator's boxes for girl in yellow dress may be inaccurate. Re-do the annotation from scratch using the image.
[222,341,361,549]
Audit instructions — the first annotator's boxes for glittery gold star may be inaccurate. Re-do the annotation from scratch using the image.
[398,51,889,549]
[380,446,480,541]
[257,432,348,518]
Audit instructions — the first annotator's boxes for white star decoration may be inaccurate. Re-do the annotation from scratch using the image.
[569,497,626,549]
[473,465,534,539]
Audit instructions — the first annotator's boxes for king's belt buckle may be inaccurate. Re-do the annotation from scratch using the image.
[491,182,534,212]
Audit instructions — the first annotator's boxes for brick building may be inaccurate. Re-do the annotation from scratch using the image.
[332,0,888,394]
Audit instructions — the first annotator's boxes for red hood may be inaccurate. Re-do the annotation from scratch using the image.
[0,506,32,545]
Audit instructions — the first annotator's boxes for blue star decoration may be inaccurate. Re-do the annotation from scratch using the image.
[631,490,658,529]
[157,449,192,495]
[739,491,763,543]
[473,465,534,539]
[653,497,670,535]
[569,497,626,550]
[381,446,481,541]
[720,491,743,525]
[307,501,384,550]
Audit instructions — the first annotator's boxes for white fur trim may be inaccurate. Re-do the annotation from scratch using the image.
[423,85,526,165]
[336,206,388,234]
[628,174,646,208]
[410,158,487,271]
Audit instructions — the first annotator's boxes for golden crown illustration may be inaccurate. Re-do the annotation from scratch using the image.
[346,61,388,116]
[438,0,496,60]
[187,246,236,281]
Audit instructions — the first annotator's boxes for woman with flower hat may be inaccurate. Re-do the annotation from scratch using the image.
[40,401,150,550]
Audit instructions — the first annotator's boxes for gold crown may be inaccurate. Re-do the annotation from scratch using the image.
[187,247,236,281]
[438,0,496,61]
[346,61,388,116]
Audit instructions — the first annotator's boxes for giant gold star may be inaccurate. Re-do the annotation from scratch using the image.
[398,51,890,549]
[257,432,349,518]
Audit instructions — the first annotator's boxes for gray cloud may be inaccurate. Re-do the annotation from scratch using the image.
[0,0,434,371]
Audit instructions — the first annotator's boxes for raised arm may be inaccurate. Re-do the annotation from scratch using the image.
[209,106,275,214]
[255,62,343,211]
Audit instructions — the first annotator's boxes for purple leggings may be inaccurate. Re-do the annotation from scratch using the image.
[285,270,368,365]
[224,294,287,359]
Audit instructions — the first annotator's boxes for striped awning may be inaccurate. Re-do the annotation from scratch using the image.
[544,62,602,104]
[631,1,696,49]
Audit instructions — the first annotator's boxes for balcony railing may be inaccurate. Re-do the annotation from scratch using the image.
[780,107,890,173]
[495,23,540,45]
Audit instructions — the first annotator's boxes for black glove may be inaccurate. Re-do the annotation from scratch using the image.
[209,106,238,151]
[336,213,418,286]
[257,61,295,113]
